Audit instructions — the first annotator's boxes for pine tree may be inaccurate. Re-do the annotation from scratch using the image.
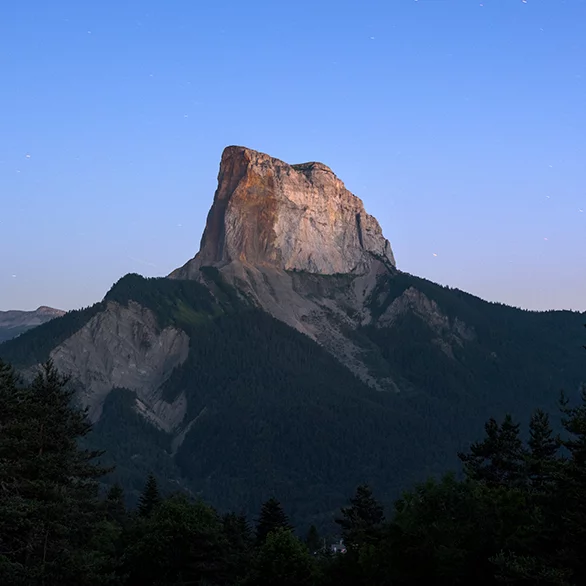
[137,473,162,517]
[497,333,586,582]
[553,386,586,579]
[305,524,321,554]
[105,483,127,525]
[0,360,109,585]
[335,484,385,550]
[223,511,253,550]
[458,414,528,489]
[256,498,292,544]
[223,512,254,583]
[526,409,560,491]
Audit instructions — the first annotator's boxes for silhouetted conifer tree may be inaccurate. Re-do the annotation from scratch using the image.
[256,497,292,544]
[0,360,109,585]
[105,482,127,525]
[305,524,321,554]
[137,473,161,517]
[526,409,560,491]
[459,414,528,488]
[336,484,385,550]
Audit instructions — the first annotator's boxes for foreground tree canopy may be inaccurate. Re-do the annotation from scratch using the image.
[1,357,586,585]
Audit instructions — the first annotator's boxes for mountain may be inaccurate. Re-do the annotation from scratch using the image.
[170,145,399,389]
[0,146,583,529]
[0,306,65,343]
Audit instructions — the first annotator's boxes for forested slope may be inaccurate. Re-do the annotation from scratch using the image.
[0,270,583,529]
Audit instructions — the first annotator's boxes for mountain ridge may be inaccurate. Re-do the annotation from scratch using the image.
[0,306,65,343]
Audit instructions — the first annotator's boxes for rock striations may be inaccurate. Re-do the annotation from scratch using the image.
[172,146,395,278]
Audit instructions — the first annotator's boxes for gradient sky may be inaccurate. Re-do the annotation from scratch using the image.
[1,0,585,312]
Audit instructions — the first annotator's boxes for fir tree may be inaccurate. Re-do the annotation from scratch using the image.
[256,498,292,544]
[222,512,254,583]
[552,386,586,579]
[335,484,385,550]
[105,483,127,525]
[0,360,109,585]
[305,524,322,554]
[137,474,161,518]
[526,409,560,491]
[458,414,528,489]
[223,511,253,550]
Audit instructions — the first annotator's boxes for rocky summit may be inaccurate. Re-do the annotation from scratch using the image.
[172,146,395,277]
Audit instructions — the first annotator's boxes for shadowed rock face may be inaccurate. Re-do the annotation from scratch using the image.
[173,146,395,278]
[49,301,190,425]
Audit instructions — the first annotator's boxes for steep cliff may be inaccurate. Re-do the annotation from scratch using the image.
[172,146,395,278]
[50,300,190,425]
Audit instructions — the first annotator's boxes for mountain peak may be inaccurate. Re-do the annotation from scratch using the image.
[36,306,65,315]
[173,146,395,278]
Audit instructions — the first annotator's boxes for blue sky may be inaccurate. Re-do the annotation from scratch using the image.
[1,0,584,311]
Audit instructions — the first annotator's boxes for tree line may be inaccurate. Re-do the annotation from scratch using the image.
[1,358,586,585]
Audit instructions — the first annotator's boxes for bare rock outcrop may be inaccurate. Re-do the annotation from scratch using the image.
[172,146,395,278]
[49,300,190,426]
[377,287,475,358]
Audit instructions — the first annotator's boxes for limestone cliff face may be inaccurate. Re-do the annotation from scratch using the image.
[172,146,395,278]
[49,301,190,427]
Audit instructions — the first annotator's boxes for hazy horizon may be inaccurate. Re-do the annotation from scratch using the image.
[1,1,584,313]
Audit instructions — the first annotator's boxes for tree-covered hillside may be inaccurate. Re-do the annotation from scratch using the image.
[0,325,31,344]
[363,270,585,420]
[3,357,586,585]
[0,270,583,530]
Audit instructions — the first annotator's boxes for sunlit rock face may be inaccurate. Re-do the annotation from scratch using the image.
[172,146,395,278]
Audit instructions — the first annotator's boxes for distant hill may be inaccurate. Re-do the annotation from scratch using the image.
[0,306,65,343]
